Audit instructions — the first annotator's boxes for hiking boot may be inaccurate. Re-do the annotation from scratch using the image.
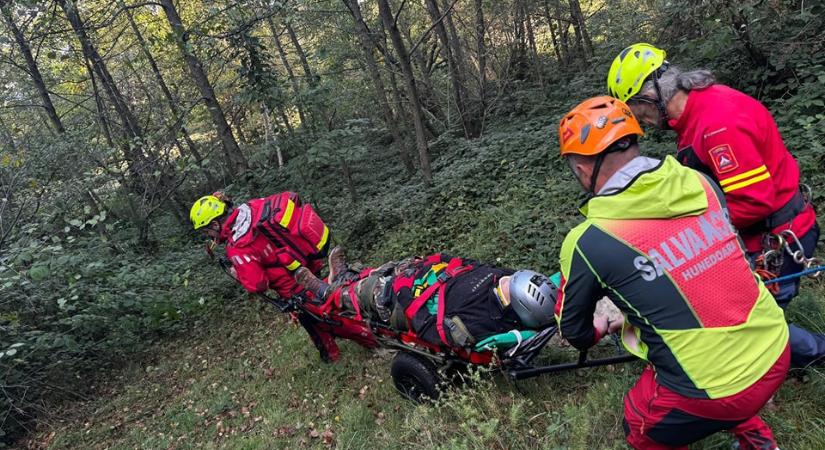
[327,246,348,283]
[295,267,330,299]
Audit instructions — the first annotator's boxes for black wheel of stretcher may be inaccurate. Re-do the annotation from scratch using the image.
[390,352,441,403]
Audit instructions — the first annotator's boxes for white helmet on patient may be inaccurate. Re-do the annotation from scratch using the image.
[509,270,558,329]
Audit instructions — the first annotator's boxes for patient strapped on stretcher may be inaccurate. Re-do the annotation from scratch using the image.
[295,250,561,351]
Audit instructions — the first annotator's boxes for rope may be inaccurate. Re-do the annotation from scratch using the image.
[762,265,825,285]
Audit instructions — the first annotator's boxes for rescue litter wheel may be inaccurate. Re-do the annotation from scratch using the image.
[390,351,441,403]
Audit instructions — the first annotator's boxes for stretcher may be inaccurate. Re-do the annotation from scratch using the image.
[264,288,635,402]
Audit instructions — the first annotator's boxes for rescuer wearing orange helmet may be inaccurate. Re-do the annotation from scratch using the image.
[555,96,789,450]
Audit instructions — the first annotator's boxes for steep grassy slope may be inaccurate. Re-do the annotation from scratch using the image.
[21,102,825,449]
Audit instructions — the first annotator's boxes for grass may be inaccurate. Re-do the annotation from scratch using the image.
[18,281,825,450]
[14,87,825,450]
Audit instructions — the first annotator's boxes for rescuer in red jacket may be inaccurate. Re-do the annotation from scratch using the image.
[607,43,824,367]
[190,191,341,362]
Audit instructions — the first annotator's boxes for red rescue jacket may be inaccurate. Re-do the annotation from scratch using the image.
[669,84,816,252]
[220,192,329,297]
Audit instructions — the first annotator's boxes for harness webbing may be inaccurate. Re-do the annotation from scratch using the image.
[404,257,474,345]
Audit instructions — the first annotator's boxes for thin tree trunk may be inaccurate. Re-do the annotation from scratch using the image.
[442,0,471,86]
[262,104,284,168]
[159,0,246,176]
[343,0,413,173]
[424,0,474,138]
[121,0,213,185]
[83,56,114,148]
[378,0,432,184]
[543,0,562,64]
[276,105,294,135]
[285,22,316,87]
[402,26,439,119]
[554,0,570,64]
[568,0,592,58]
[56,0,142,141]
[1,3,64,133]
[267,16,308,126]
[525,11,543,85]
[511,0,529,80]
[474,0,487,134]
[339,156,357,202]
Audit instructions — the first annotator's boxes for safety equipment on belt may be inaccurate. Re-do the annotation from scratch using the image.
[509,270,557,329]
[607,43,671,128]
[559,96,644,195]
[190,194,226,230]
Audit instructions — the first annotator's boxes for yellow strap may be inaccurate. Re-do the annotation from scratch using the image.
[286,260,301,271]
[279,199,295,228]
[722,172,771,193]
[719,165,768,187]
[315,225,329,251]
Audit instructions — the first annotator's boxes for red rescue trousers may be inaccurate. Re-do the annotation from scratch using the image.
[623,344,790,450]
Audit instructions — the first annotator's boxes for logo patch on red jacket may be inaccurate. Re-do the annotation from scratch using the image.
[709,145,738,173]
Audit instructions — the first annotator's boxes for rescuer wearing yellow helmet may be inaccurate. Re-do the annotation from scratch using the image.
[607,43,825,370]
[190,191,344,362]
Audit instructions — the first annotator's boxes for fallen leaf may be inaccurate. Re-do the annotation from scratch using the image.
[322,429,335,446]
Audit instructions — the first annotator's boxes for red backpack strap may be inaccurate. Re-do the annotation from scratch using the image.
[404,257,474,335]
[347,283,363,321]
[404,280,442,320]
[434,283,450,344]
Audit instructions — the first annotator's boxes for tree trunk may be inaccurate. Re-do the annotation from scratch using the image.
[159,0,246,176]
[276,105,294,135]
[377,0,432,184]
[261,104,284,168]
[402,26,440,120]
[83,57,115,148]
[1,3,64,133]
[474,0,487,128]
[512,0,529,80]
[553,0,570,64]
[343,0,413,173]
[568,0,592,58]
[424,0,475,139]
[339,156,357,202]
[121,0,214,185]
[543,0,563,64]
[56,0,142,141]
[285,22,316,87]
[525,10,543,85]
[267,16,308,126]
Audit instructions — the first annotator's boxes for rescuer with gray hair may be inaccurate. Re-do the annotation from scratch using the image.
[606,43,824,369]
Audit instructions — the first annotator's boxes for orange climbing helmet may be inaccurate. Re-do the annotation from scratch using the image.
[558,96,644,157]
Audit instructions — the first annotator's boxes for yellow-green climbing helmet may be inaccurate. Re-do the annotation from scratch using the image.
[190,195,226,230]
[607,43,666,102]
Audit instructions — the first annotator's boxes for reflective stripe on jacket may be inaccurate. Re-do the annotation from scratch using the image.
[669,84,816,252]
[556,156,788,399]
[221,192,326,297]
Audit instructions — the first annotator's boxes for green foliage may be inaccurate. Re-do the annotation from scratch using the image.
[2,0,825,446]
[0,216,239,443]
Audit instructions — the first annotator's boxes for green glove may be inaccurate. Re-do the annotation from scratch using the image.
[474,330,538,352]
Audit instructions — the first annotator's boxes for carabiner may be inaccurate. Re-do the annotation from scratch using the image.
[779,229,805,258]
